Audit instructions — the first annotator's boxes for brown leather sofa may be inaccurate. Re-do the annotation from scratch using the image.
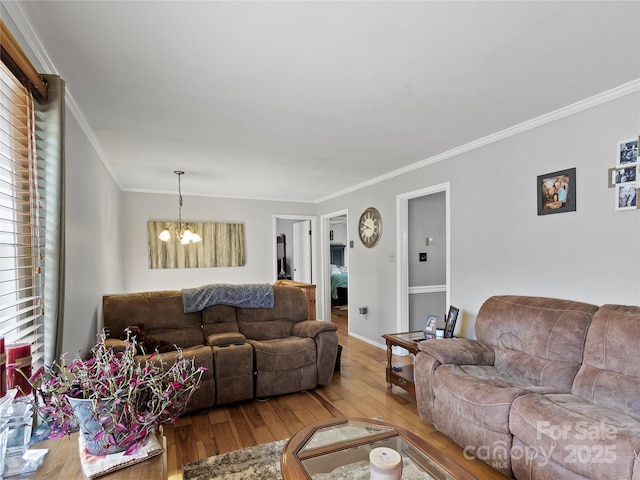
[102,285,339,412]
[415,295,640,479]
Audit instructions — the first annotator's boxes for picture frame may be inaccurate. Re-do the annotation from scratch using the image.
[615,183,638,211]
[424,315,438,337]
[537,168,576,215]
[608,166,637,187]
[444,306,459,338]
[616,137,638,168]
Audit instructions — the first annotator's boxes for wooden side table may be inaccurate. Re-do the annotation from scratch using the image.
[13,431,167,480]
[382,331,436,397]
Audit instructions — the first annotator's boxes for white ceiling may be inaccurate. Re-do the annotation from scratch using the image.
[8,1,640,202]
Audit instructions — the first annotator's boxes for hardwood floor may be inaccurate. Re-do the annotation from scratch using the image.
[163,308,507,479]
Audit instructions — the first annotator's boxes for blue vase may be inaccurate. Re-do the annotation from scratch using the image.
[66,397,128,456]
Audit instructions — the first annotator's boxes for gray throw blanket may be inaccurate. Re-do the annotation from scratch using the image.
[181,283,274,313]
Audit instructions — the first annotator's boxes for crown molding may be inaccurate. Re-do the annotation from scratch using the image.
[316,79,640,204]
[2,1,124,190]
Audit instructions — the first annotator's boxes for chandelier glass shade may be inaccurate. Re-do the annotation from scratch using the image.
[159,171,201,244]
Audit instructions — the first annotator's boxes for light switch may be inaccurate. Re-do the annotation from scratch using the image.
[419,252,427,262]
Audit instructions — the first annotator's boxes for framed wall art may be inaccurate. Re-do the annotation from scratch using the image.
[537,168,576,215]
[608,166,637,187]
[615,183,638,211]
[617,137,638,168]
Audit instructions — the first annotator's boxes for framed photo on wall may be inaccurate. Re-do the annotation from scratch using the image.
[615,183,638,211]
[444,306,459,338]
[608,166,637,187]
[617,137,639,168]
[537,168,576,215]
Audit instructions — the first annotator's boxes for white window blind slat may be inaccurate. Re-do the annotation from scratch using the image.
[0,59,45,361]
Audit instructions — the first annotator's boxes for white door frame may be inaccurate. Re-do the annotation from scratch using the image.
[320,209,349,324]
[396,183,451,333]
[273,214,317,285]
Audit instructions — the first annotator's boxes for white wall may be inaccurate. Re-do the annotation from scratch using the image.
[318,92,640,345]
[119,192,316,293]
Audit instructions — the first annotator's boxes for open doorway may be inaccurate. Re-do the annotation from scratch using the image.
[273,215,316,281]
[396,183,450,333]
[320,210,349,330]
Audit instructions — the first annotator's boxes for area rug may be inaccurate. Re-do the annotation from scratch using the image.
[183,437,429,479]
[182,439,287,480]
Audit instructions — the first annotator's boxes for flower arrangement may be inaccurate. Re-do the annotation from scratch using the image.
[26,329,206,455]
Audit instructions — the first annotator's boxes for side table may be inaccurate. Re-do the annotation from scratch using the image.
[382,331,437,397]
[11,431,167,480]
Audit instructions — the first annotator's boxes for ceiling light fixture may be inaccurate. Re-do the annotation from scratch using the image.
[159,170,201,244]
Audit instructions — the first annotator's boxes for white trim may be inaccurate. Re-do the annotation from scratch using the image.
[317,80,640,203]
[3,1,124,190]
[396,183,451,333]
[409,285,447,295]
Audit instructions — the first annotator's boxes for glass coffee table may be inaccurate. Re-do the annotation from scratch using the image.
[281,417,479,479]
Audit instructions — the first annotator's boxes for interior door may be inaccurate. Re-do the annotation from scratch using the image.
[293,220,312,283]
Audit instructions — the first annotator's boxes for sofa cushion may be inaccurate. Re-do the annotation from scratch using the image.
[510,393,640,480]
[433,364,566,435]
[202,304,239,337]
[572,304,640,418]
[249,337,317,397]
[476,296,598,391]
[237,286,308,340]
[103,291,205,348]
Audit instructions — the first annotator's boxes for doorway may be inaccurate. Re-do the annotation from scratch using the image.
[273,215,316,285]
[320,210,349,329]
[396,183,450,333]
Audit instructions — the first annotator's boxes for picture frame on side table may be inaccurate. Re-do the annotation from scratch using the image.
[444,306,460,338]
[424,315,438,339]
[537,168,576,215]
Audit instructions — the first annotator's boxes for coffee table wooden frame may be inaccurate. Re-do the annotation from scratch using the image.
[281,417,479,480]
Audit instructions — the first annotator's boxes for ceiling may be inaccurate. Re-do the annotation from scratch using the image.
[8,1,640,203]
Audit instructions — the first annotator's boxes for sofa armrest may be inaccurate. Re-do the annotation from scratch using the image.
[207,332,247,347]
[292,320,337,338]
[417,338,495,365]
[104,338,127,353]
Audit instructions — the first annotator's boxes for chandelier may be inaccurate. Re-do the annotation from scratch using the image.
[159,171,201,244]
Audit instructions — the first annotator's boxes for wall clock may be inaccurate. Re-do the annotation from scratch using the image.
[358,207,382,248]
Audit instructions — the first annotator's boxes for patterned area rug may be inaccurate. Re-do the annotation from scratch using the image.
[182,439,287,480]
[182,437,430,480]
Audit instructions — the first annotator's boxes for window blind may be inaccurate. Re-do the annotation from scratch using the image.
[0,60,45,365]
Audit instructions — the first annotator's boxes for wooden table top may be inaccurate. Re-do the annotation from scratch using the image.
[12,431,167,480]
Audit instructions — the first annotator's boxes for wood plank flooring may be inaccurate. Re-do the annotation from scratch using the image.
[164,308,507,479]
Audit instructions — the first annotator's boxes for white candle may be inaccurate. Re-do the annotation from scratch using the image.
[370,447,402,480]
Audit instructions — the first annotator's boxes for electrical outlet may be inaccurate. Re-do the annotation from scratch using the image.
[419,252,427,262]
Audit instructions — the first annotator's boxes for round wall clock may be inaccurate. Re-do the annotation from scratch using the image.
[358,207,382,248]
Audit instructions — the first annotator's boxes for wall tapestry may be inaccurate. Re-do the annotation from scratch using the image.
[147,221,245,269]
